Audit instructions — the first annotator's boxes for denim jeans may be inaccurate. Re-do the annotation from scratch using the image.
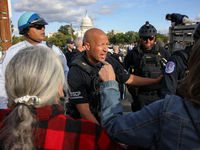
[101,81,200,150]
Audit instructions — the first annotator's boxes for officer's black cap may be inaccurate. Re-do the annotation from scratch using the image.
[66,39,74,44]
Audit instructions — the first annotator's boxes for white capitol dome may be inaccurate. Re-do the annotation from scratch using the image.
[81,11,93,31]
[74,11,93,38]
[48,10,125,39]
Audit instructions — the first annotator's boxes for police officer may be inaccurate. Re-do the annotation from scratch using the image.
[69,37,86,63]
[0,12,69,109]
[63,39,79,67]
[111,45,124,64]
[68,28,163,124]
[124,21,170,112]
[161,23,200,98]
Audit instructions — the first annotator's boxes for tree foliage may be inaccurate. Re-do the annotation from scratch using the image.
[9,19,168,48]
[10,21,25,45]
[107,31,168,45]
[155,33,169,43]
[58,25,71,35]
[45,32,73,47]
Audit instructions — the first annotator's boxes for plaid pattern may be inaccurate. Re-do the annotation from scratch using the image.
[0,104,122,150]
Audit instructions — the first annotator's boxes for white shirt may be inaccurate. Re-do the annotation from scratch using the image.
[0,40,69,109]
[129,44,134,51]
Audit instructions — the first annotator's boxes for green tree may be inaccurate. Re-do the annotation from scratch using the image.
[105,29,169,46]
[12,35,20,45]
[58,25,76,37]
[10,20,26,45]
[107,30,116,44]
[20,35,25,41]
[156,33,169,44]
[58,25,71,35]
[115,33,126,45]
[134,32,140,43]
[45,32,75,47]
[10,20,14,33]
[125,31,135,44]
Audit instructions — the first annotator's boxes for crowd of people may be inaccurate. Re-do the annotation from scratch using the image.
[0,11,199,150]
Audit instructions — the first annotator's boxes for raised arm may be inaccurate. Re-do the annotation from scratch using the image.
[125,74,163,86]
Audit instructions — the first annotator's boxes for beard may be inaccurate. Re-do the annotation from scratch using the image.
[143,43,154,50]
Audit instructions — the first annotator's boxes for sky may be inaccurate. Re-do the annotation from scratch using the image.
[9,0,200,36]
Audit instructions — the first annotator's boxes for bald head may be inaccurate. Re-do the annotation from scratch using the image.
[83,28,109,65]
[84,28,107,44]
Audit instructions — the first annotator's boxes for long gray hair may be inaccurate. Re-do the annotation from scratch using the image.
[178,40,200,108]
[0,46,65,150]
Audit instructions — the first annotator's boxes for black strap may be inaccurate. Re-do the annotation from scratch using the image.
[70,57,97,77]
[172,50,189,67]
[154,44,159,54]
[182,99,200,139]
[15,103,30,110]
[24,32,40,43]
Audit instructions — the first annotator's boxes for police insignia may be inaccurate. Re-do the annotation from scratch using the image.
[165,61,176,74]
[119,56,122,62]
[0,52,6,64]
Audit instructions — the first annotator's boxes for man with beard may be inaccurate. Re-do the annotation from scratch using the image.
[124,21,170,112]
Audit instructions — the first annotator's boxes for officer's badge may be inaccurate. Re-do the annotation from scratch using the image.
[0,52,6,64]
[82,62,86,66]
[157,52,161,56]
[165,61,176,74]
[119,56,123,62]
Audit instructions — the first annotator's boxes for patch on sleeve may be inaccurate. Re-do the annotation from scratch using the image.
[165,61,176,74]
[0,52,7,64]
[119,56,123,62]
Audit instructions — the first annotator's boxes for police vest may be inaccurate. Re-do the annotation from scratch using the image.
[69,56,123,115]
[133,45,166,91]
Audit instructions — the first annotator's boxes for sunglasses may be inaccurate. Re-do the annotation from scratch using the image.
[142,36,154,41]
[32,25,45,30]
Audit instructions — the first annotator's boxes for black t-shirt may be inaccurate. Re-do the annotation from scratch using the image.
[68,52,130,105]
[62,48,79,67]
[111,53,124,64]
[70,50,86,63]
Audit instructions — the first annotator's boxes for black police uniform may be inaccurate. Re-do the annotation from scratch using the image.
[111,53,124,64]
[62,48,79,67]
[124,44,170,112]
[70,50,86,63]
[160,45,191,98]
[68,51,130,121]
